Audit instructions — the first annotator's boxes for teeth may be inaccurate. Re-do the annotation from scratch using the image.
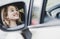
[13,14,18,16]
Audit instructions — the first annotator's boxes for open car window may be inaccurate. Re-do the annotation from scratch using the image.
[31,0,43,25]
[28,0,60,28]
[28,0,47,26]
[28,0,44,26]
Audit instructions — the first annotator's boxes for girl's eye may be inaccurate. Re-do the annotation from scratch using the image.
[16,9,18,11]
[11,10,14,12]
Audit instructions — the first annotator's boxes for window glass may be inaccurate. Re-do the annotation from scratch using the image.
[31,0,43,25]
[44,0,60,25]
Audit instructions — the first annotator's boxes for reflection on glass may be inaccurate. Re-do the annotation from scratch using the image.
[44,0,60,25]
[31,7,40,25]
[1,4,25,28]
[31,0,43,25]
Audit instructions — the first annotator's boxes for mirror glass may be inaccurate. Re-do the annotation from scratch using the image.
[1,2,25,31]
[0,0,30,31]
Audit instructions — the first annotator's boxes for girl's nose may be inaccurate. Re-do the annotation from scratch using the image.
[14,11,19,15]
[14,11,18,13]
[13,10,19,15]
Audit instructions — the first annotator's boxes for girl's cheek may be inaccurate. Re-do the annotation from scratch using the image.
[8,13,13,18]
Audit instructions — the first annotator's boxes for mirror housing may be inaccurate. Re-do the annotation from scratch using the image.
[0,0,31,31]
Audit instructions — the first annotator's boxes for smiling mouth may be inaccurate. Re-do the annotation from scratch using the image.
[13,13,19,16]
[13,15,18,16]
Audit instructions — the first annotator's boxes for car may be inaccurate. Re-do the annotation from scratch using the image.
[0,0,60,39]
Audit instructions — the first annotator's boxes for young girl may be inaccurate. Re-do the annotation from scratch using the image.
[1,5,23,28]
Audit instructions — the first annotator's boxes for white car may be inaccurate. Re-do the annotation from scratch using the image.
[0,0,60,39]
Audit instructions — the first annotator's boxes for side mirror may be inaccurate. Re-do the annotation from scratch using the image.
[0,0,31,31]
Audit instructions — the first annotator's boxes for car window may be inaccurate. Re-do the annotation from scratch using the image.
[44,0,60,25]
[30,0,43,25]
[46,0,60,9]
[28,0,60,27]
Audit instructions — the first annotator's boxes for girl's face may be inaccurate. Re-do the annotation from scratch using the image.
[7,6,19,20]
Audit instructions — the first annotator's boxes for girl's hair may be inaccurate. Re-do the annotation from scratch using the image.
[1,5,23,27]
